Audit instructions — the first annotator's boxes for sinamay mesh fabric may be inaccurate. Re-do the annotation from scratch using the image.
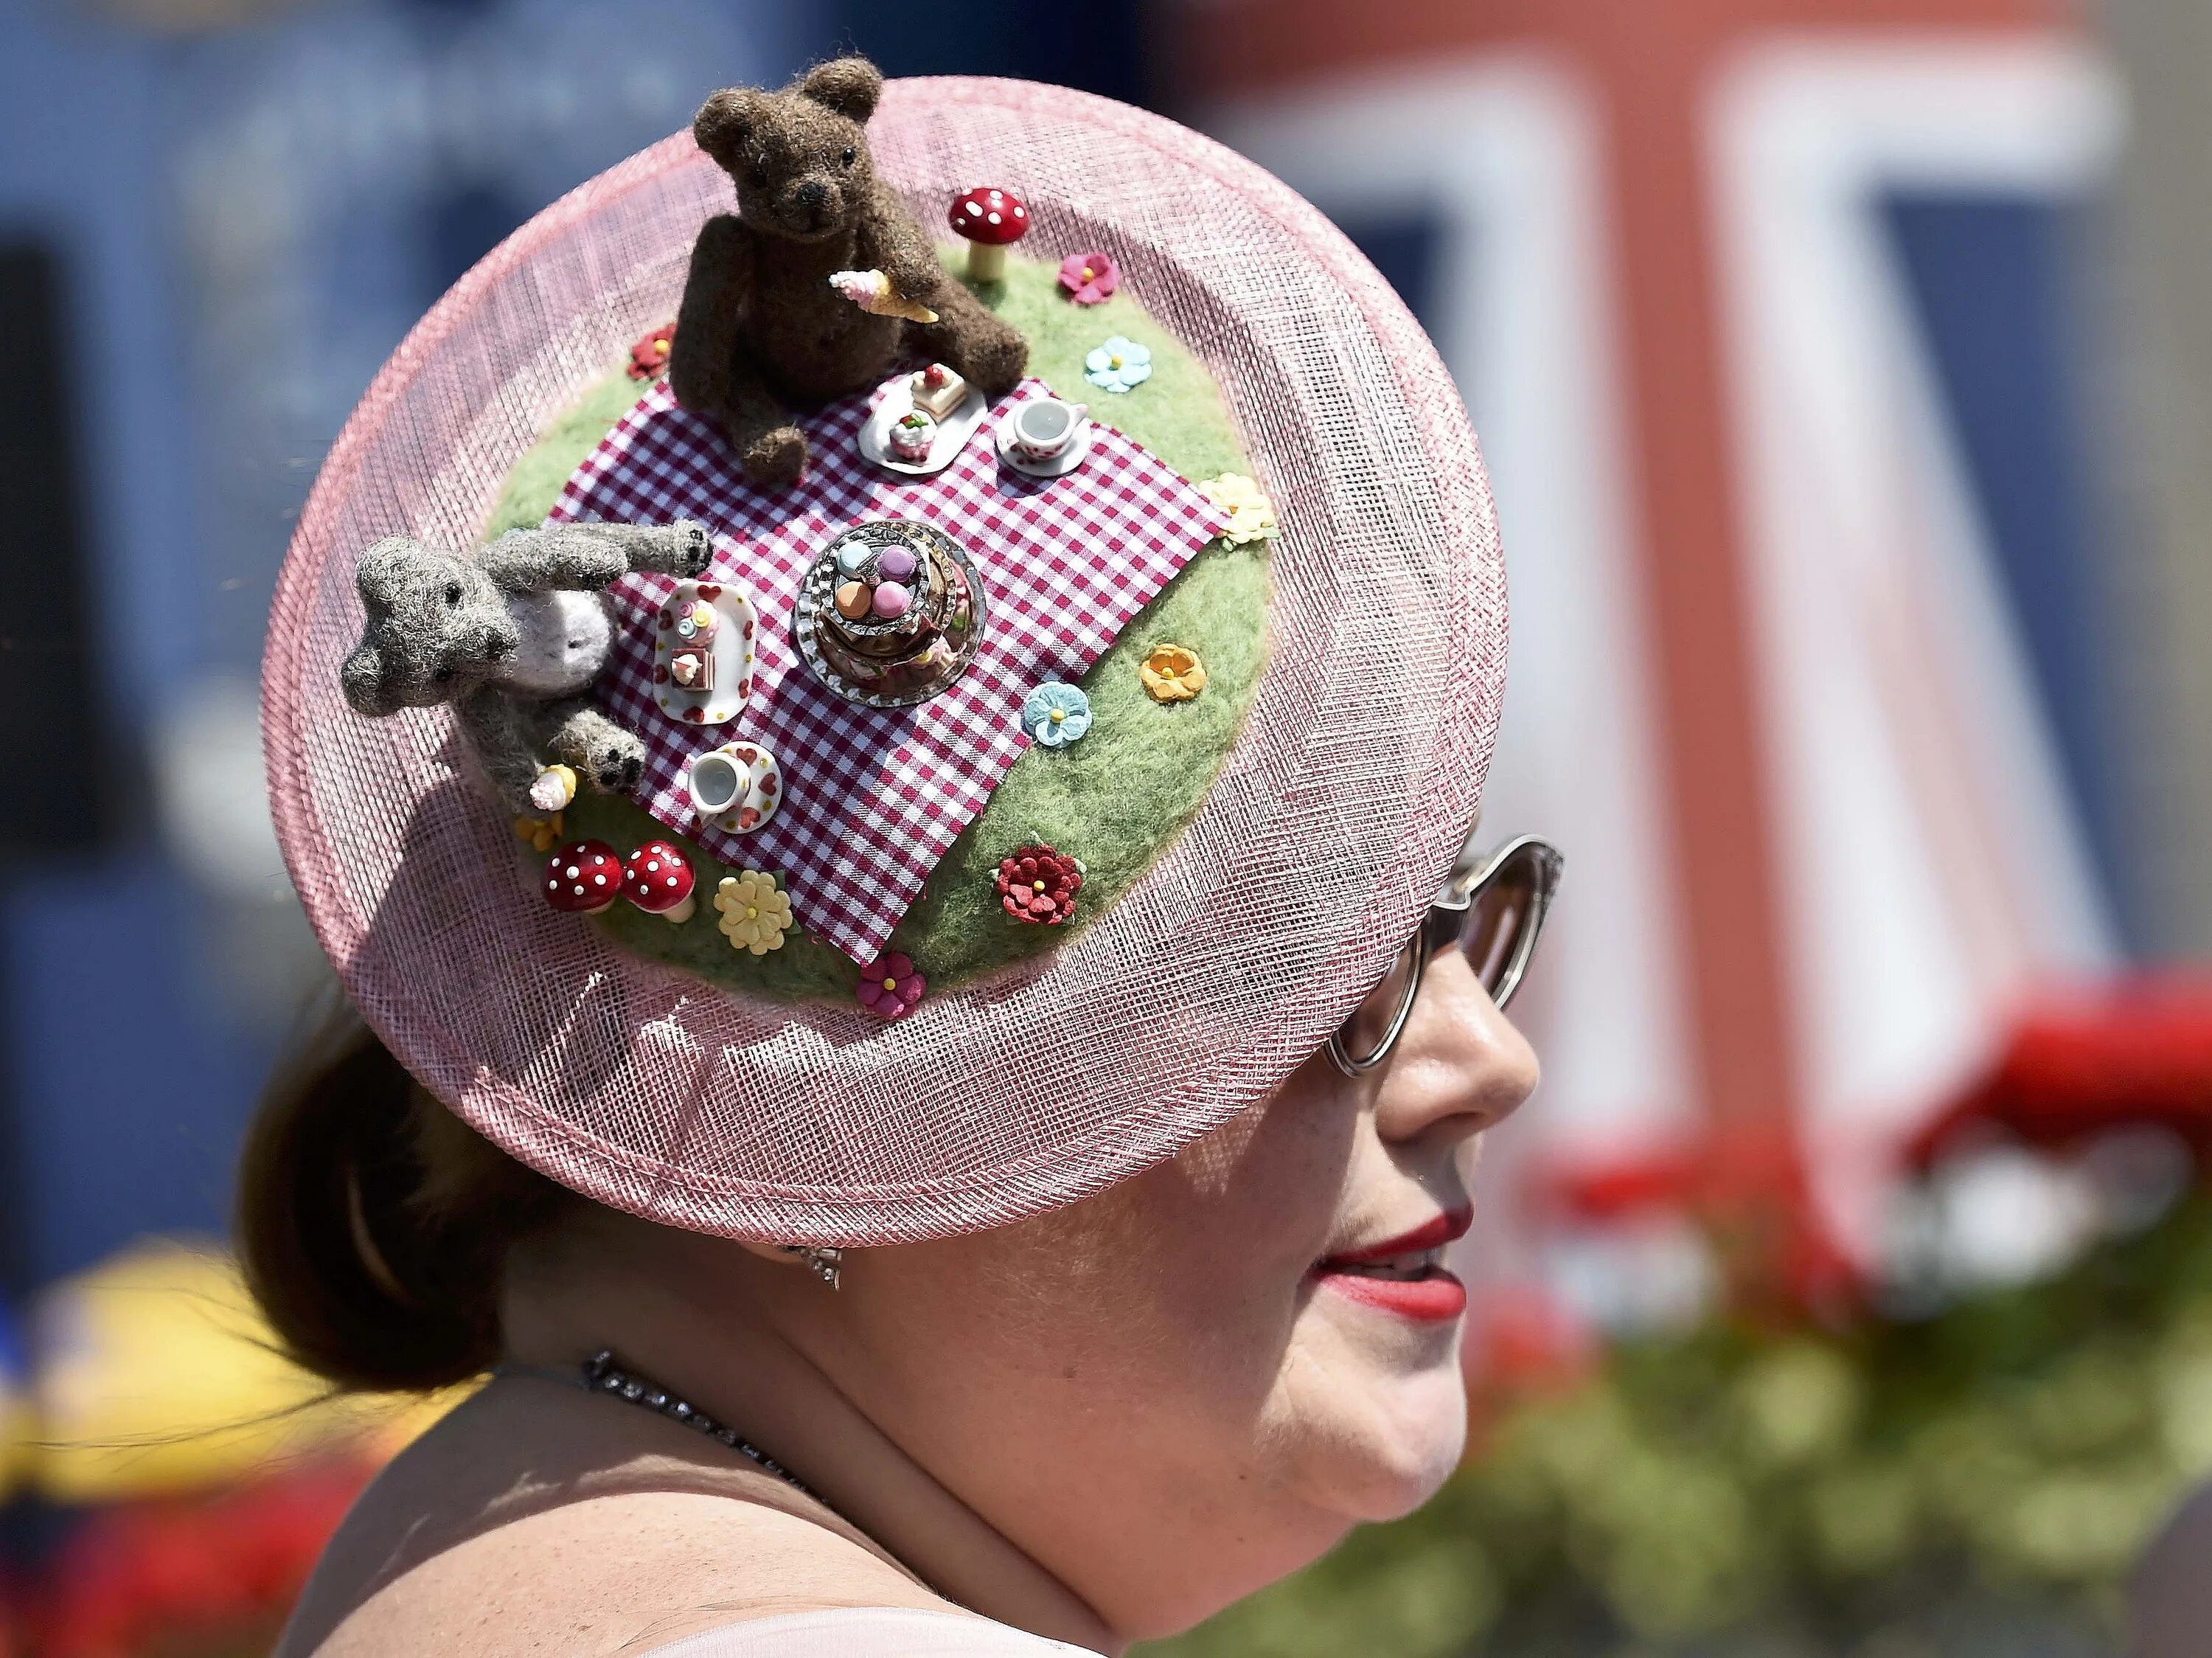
[262,78,1509,1246]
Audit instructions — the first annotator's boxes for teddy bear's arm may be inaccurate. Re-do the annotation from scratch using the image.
[455,688,557,814]
[459,690,647,813]
[476,521,707,593]
[537,701,646,797]
[669,214,757,419]
[856,184,951,305]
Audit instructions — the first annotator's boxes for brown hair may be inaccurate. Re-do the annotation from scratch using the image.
[235,1000,578,1392]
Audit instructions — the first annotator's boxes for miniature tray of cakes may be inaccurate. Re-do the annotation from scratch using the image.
[653,579,757,726]
[793,518,986,709]
[858,362,988,476]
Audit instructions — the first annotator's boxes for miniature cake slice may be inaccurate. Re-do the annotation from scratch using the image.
[669,646,714,691]
[909,361,967,420]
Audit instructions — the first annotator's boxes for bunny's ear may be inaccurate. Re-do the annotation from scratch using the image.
[694,89,765,167]
[796,57,881,122]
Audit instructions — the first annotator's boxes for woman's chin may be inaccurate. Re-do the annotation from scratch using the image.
[1279,1314,1470,1523]
[1341,1372,1469,1519]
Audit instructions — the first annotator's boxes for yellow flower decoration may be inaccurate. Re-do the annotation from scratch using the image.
[1139,643,1208,703]
[1197,473,1278,547]
[715,870,793,955]
[513,812,563,853]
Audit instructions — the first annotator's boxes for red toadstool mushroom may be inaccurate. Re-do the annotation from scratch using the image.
[543,840,624,915]
[949,187,1027,282]
[623,839,698,923]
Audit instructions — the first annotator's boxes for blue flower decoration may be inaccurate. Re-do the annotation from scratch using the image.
[1083,336,1153,394]
[1021,682,1093,747]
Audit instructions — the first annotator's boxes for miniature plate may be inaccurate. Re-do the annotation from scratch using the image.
[994,408,1094,479]
[652,579,757,727]
[858,375,990,476]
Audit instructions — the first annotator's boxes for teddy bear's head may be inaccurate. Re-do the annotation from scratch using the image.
[341,536,521,716]
[693,57,882,243]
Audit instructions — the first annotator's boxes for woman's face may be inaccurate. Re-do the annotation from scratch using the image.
[806,948,1540,1640]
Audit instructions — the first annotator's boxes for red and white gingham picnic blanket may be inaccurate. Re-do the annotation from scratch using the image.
[551,377,1226,964]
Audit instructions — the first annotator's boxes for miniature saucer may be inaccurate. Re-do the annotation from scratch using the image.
[652,579,757,727]
[858,377,989,475]
[994,409,1093,479]
[686,739,782,834]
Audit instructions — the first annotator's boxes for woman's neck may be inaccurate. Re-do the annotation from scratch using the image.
[501,1224,1121,1654]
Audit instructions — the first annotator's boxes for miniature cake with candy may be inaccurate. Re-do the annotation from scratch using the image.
[265,57,1504,1244]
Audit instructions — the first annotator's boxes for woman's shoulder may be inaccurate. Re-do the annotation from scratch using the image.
[299,1486,942,1657]
[641,1607,1107,1657]
[285,1385,935,1657]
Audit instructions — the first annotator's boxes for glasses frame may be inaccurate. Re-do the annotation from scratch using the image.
[1325,833,1564,1078]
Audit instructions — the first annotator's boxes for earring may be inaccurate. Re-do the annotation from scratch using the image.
[776,1244,844,1289]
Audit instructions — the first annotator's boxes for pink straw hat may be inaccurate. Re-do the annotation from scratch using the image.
[262,75,1506,1248]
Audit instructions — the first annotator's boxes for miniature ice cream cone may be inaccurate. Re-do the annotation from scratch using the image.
[829,268,938,325]
[529,763,579,813]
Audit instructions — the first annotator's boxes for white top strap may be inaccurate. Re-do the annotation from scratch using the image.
[644,1607,1105,1657]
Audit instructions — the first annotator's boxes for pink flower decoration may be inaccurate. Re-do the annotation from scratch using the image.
[856,951,927,1020]
[1057,252,1120,305]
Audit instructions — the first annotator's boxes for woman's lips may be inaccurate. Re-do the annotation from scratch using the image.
[1314,1267,1468,1321]
[1311,1207,1473,1322]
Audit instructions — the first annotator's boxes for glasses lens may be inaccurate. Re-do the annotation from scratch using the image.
[1339,936,1420,1065]
[1461,846,1546,1008]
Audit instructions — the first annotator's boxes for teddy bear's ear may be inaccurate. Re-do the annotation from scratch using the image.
[694,89,763,168]
[797,57,881,122]
[353,535,417,608]
[340,639,403,718]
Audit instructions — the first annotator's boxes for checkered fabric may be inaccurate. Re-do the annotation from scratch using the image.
[552,376,1226,963]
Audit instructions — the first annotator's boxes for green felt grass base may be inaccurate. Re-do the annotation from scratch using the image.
[487,252,1270,1000]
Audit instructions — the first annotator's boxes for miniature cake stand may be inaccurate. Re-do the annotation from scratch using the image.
[793,518,987,709]
[993,406,1094,479]
[858,375,990,476]
[653,579,757,727]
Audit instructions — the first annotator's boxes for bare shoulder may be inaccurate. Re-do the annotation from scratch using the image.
[282,1382,944,1658]
[2132,1479,2212,1657]
[309,1489,940,1658]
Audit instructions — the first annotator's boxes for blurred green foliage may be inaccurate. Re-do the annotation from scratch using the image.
[1144,1188,2212,1657]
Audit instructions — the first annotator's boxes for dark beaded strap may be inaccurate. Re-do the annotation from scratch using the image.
[579,1348,813,1496]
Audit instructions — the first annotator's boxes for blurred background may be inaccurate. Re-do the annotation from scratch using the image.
[5,0,2212,1651]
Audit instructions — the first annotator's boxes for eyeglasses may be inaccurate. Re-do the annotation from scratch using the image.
[1326,834,1564,1078]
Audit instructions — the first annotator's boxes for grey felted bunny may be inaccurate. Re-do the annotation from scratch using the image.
[340,519,712,813]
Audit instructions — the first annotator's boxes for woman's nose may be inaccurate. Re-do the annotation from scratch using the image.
[1371,946,1540,1149]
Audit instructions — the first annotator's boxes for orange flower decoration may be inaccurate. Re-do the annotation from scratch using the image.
[1139,643,1207,703]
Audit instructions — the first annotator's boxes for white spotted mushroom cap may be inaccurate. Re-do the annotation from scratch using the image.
[622,839,697,915]
[948,186,1028,246]
[544,840,623,914]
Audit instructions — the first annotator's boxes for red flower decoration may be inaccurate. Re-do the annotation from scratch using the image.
[1057,252,1119,305]
[628,323,675,381]
[857,951,926,1019]
[996,844,1082,924]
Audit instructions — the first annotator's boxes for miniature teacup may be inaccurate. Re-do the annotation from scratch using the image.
[689,749,745,817]
[1012,398,1088,462]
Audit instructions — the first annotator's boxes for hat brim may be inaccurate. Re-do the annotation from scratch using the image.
[262,76,1506,1247]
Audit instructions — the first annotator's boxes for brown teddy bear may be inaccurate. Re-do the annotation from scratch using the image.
[670,58,1029,488]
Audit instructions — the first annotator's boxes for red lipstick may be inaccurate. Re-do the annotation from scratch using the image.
[1312,1209,1472,1322]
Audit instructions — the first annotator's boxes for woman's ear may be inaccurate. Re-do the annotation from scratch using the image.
[693,89,762,169]
[797,57,882,122]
